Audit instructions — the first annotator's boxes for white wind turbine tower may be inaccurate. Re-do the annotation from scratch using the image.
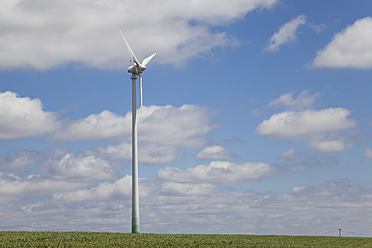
[120,30,156,234]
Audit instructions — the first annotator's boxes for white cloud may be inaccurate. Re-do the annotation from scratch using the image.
[0,150,42,171]
[279,148,298,159]
[138,105,215,148]
[96,143,181,165]
[312,17,372,69]
[257,91,357,153]
[45,151,117,182]
[51,110,129,141]
[0,91,59,140]
[52,105,214,147]
[265,15,306,52]
[0,173,84,195]
[96,143,132,161]
[364,147,372,159]
[0,0,278,70]
[307,23,326,33]
[55,175,134,202]
[53,104,214,165]
[0,146,367,235]
[196,145,235,160]
[256,108,355,139]
[158,161,275,182]
[139,144,182,164]
[1,170,371,236]
[160,182,216,196]
[307,134,352,153]
[69,104,214,165]
[268,90,319,110]
[279,149,338,173]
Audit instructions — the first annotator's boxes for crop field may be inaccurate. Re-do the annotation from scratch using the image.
[0,232,371,247]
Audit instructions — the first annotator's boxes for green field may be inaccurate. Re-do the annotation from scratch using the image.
[0,232,371,247]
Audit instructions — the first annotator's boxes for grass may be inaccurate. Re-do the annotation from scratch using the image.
[0,232,371,247]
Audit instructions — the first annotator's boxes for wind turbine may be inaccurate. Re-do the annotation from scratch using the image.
[120,30,156,234]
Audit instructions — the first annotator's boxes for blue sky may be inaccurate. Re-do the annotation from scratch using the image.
[0,0,372,236]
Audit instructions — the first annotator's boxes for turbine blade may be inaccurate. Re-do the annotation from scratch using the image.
[120,30,140,66]
[139,73,143,118]
[141,52,157,66]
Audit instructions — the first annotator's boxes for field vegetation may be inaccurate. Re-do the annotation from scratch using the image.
[0,232,371,247]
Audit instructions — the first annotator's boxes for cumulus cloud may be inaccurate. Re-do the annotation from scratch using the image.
[1,167,371,236]
[55,175,138,202]
[265,15,306,52]
[0,141,366,235]
[139,144,182,164]
[312,17,372,69]
[196,145,236,160]
[0,150,42,172]
[160,182,216,196]
[0,173,84,196]
[158,161,275,183]
[257,91,356,153]
[0,0,278,70]
[138,105,215,147]
[279,149,338,173]
[0,91,59,140]
[51,110,129,141]
[45,150,117,182]
[268,90,319,110]
[256,108,355,139]
[70,104,214,164]
[52,105,214,146]
[279,148,299,159]
[96,143,181,165]
[307,134,352,153]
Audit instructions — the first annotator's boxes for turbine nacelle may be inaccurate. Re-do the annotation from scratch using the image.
[128,64,146,75]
